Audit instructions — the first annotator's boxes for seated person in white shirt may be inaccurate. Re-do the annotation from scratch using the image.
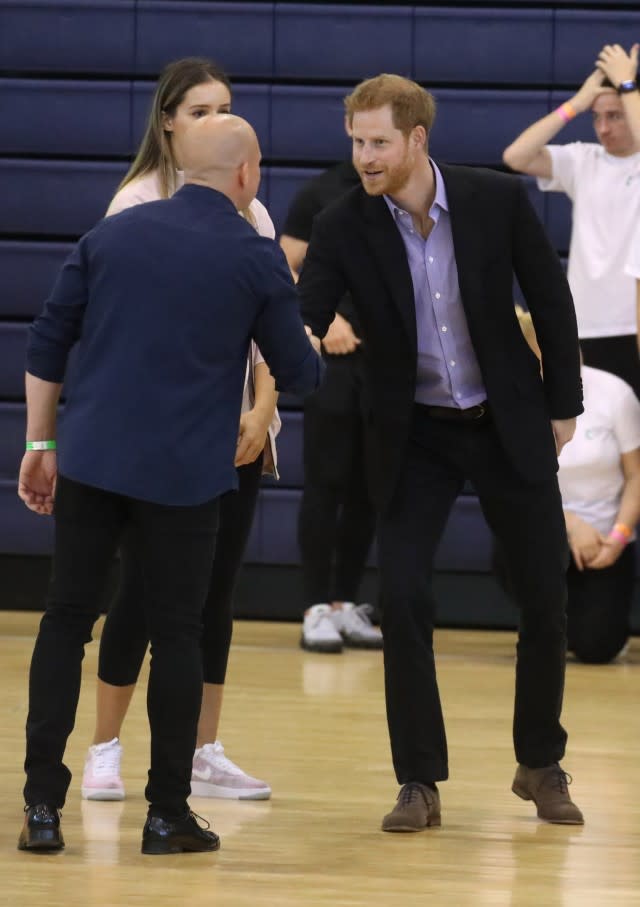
[496,310,640,663]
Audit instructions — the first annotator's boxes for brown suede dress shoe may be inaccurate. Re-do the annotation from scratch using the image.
[512,764,584,824]
[382,782,441,832]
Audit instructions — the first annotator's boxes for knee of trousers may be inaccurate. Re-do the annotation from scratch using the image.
[148,622,203,650]
[40,604,100,643]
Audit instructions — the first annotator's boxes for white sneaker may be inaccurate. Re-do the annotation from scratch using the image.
[300,603,344,653]
[334,602,383,649]
[81,738,125,800]
[191,741,271,800]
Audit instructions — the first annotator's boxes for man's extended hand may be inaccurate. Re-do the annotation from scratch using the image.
[321,313,362,355]
[18,450,57,515]
[596,43,639,88]
[551,417,576,456]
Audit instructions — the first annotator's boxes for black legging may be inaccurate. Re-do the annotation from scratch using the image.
[298,357,376,606]
[98,454,263,687]
[494,540,634,664]
[566,544,635,664]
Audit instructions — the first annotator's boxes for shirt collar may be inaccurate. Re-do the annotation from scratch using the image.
[384,158,449,222]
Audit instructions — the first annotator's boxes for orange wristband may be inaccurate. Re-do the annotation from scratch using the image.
[613,522,633,540]
[556,102,577,124]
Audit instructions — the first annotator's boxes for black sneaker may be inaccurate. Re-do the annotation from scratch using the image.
[141,811,220,855]
[18,804,65,852]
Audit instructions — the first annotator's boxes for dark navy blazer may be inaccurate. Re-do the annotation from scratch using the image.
[27,184,322,505]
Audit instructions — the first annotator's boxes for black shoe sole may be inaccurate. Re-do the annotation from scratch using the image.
[342,638,383,650]
[141,835,220,855]
[18,832,65,852]
[299,635,343,654]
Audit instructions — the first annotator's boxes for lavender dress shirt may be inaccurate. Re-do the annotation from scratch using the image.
[384,161,486,408]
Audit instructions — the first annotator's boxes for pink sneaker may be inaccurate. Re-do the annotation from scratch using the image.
[81,738,125,801]
[191,741,271,800]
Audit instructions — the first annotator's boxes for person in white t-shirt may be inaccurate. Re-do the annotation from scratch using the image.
[498,310,640,663]
[600,47,640,335]
[559,365,640,662]
[503,43,640,396]
[81,58,279,803]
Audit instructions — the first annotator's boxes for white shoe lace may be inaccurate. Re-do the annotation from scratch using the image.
[90,741,121,778]
[343,603,379,634]
[307,605,333,629]
[200,742,245,777]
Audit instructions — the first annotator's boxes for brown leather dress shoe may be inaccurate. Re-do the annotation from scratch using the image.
[382,782,441,832]
[512,764,584,824]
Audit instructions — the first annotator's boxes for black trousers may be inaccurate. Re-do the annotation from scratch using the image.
[378,406,569,784]
[98,454,263,687]
[580,334,640,399]
[24,475,219,818]
[567,544,634,664]
[298,355,376,606]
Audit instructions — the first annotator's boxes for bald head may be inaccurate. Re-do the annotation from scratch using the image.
[181,114,261,208]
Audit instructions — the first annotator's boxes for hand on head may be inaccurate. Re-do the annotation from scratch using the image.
[181,114,261,209]
[596,43,639,88]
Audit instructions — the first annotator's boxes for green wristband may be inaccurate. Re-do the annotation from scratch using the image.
[26,440,57,451]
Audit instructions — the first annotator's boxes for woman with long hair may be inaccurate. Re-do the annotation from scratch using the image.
[81,58,278,802]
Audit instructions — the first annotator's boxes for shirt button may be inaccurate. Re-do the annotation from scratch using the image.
[456,392,462,399]
[435,292,441,299]
[450,360,456,367]
[441,325,448,333]
[428,256,434,263]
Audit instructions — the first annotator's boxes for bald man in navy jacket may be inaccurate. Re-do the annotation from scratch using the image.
[17,116,322,856]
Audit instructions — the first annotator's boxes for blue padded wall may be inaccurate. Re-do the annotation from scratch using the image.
[274,5,412,80]
[0,243,73,319]
[414,9,554,84]
[136,2,275,78]
[0,1,136,74]
[0,80,132,156]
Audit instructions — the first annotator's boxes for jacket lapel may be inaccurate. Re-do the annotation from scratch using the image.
[437,163,482,308]
[359,192,417,350]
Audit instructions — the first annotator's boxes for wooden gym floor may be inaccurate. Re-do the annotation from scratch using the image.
[1,613,638,906]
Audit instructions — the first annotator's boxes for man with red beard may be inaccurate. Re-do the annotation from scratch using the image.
[298,74,585,832]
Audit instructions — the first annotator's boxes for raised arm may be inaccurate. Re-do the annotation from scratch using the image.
[597,44,640,149]
[503,70,608,177]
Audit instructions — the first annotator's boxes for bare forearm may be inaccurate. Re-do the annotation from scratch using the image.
[503,111,566,171]
[504,71,605,173]
[25,372,62,440]
[252,361,278,425]
[614,474,640,531]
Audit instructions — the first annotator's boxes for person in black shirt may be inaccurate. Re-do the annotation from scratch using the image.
[280,162,381,653]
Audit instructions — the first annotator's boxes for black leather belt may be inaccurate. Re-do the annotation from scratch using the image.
[423,402,489,422]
